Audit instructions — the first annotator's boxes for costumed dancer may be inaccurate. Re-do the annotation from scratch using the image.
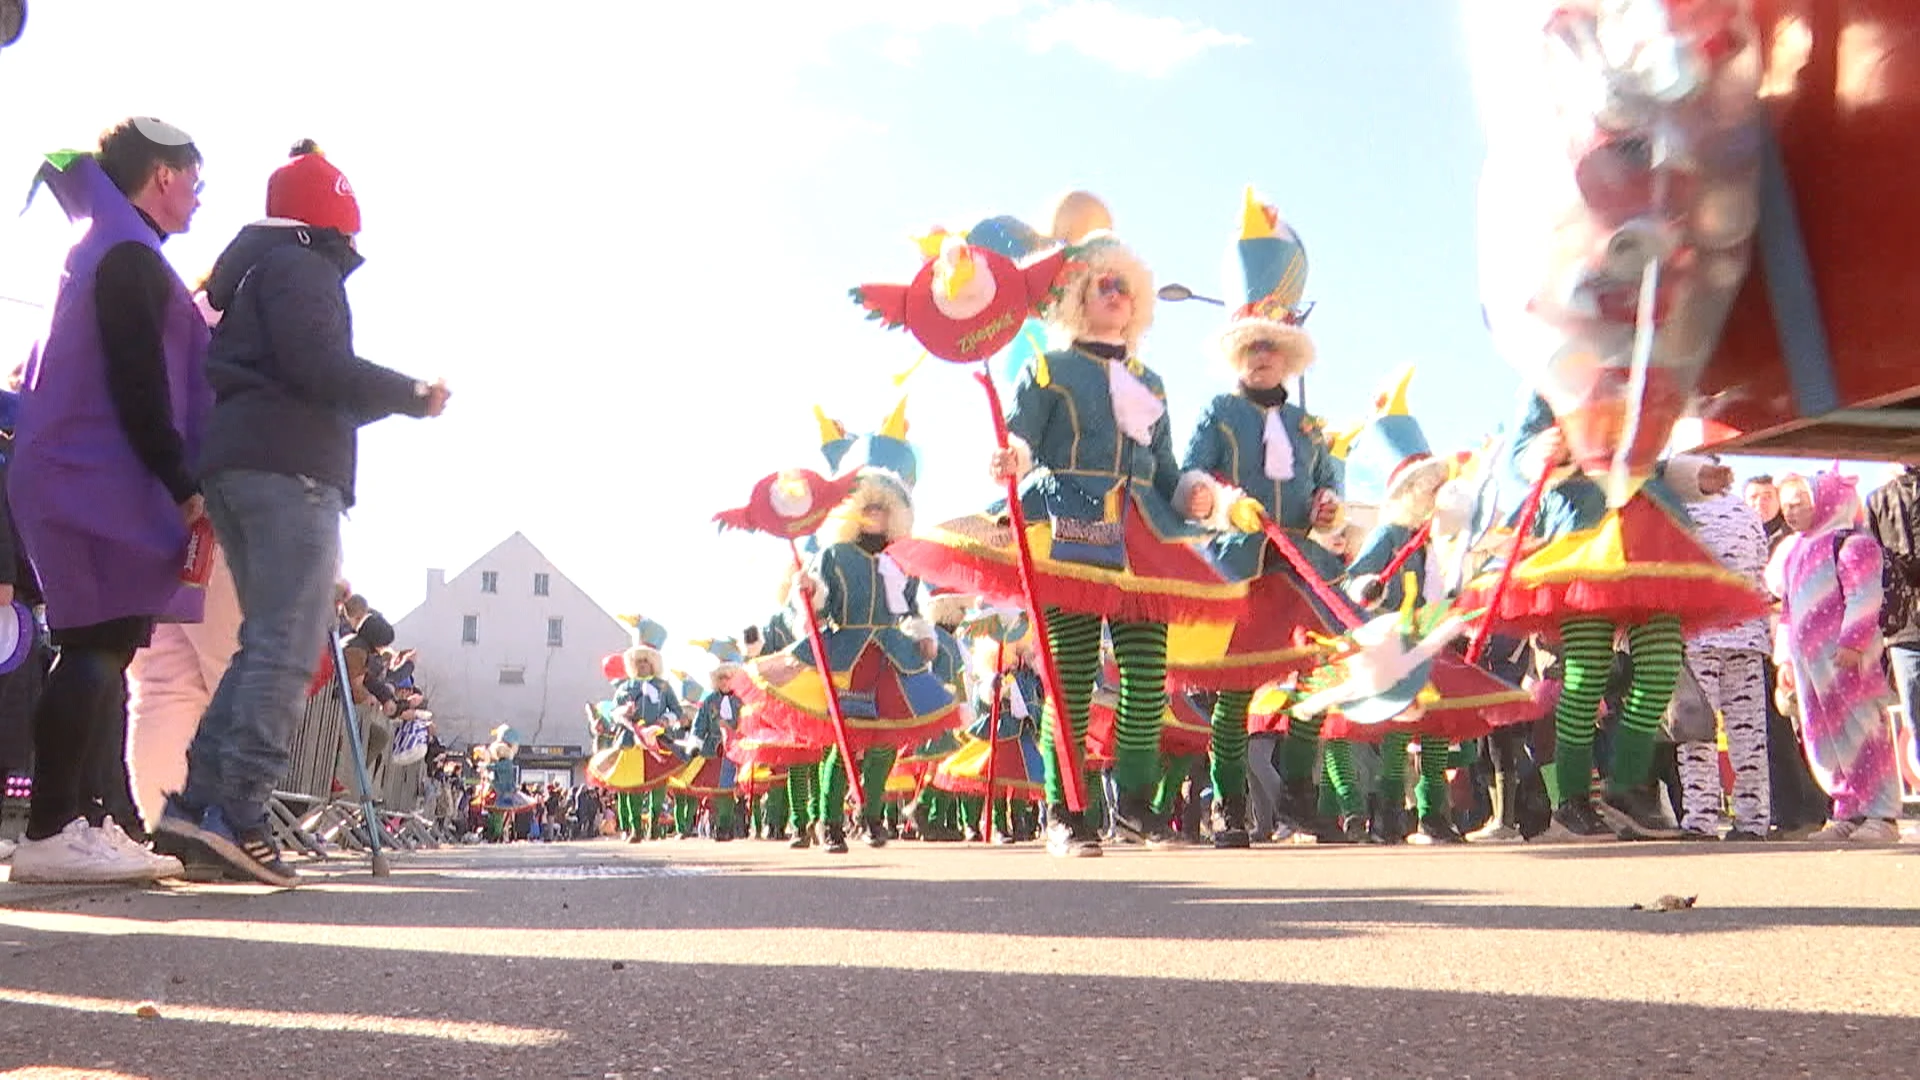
[888,223,1249,856]
[670,639,748,842]
[901,591,974,842]
[1466,3,1771,839]
[478,726,537,841]
[1332,370,1479,844]
[589,630,683,843]
[1459,398,1764,840]
[1165,187,1348,848]
[740,412,958,855]
[733,568,810,845]
[1768,469,1903,843]
[936,607,1047,843]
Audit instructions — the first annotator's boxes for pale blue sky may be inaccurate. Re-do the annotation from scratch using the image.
[0,1,1888,664]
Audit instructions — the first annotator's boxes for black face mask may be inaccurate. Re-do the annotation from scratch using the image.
[856,532,889,554]
[1075,340,1128,362]
[1239,382,1290,408]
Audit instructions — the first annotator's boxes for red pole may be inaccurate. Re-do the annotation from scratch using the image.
[979,636,1006,843]
[1464,463,1555,665]
[975,370,1086,813]
[1374,520,1434,591]
[788,539,865,812]
[1258,518,1362,632]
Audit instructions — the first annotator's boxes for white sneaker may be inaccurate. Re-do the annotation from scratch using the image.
[1466,821,1524,843]
[0,837,14,862]
[96,819,186,879]
[1807,820,1859,842]
[1846,818,1902,844]
[9,819,163,884]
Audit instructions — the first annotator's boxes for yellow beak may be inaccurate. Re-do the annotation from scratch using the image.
[942,249,976,301]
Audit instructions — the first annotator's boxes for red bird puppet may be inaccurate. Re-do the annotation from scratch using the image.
[850,231,1067,363]
[714,468,861,540]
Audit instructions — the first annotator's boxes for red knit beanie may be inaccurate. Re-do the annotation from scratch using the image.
[266,139,361,235]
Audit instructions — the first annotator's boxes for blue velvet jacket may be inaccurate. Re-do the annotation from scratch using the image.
[690,691,740,758]
[610,676,682,749]
[793,542,932,677]
[1001,347,1204,545]
[970,666,1043,740]
[1181,391,1345,582]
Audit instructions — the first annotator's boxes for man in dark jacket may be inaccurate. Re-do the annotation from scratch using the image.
[156,140,449,887]
[1869,465,1920,791]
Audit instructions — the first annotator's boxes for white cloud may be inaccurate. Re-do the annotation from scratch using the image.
[1022,1,1250,77]
[880,34,924,66]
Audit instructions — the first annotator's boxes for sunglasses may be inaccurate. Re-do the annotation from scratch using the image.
[1093,274,1130,299]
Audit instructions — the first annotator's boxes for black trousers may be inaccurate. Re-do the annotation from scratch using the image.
[25,617,150,841]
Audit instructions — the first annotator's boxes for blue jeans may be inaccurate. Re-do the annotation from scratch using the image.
[182,470,344,828]
[1889,644,1920,790]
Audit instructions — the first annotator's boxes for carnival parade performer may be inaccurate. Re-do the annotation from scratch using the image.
[1459,397,1767,840]
[669,638,749,841]
[1165,188,1348,849]
[888,226,1249,856]
[589,629,683,842]
[737,405,958,855]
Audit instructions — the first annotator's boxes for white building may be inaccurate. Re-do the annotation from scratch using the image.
[393,532,628,759]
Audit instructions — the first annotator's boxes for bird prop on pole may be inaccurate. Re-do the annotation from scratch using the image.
[714,468,869,811]
[849,228,1088,812]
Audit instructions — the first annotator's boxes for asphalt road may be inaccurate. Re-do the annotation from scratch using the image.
[3,834,1919,1079]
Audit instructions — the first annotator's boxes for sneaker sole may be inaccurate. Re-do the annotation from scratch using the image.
[8,864,169,885]
[1594,802,1680,841]
[159,813,300,888]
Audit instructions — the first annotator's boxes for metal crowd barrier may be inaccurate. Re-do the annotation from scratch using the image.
[265,638,442,863]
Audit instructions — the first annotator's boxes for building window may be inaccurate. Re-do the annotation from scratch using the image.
[461,615,478,644]
[480,571,498,594]
[499,666,526,685]
[533,572,550,597]
[547,617,565,647]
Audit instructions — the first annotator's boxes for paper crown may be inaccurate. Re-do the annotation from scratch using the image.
[815,396,918,490]
[622,616,668,651]
[676,673,704,702]
[1231,186,1310,320]
[691,636,746,666]
[1345,367,1447,505]
[966,215,1049,260]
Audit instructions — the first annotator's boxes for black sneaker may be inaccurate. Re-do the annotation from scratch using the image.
[788,827,813,850]
[1111,793,1161,846]
[863,820,888,849]
[1370,805,1411,845]
[1406,813,1466,845]
[1677,828,1720,842]
[1333,814,1373,844]
[1539,801,1615,842]
[169,805,301,888]
[1044,806,1102,858]
[1599,788,1682,841]
[822,824,849,854]
[1212,795,1252,850]
[1723,828,1768,842]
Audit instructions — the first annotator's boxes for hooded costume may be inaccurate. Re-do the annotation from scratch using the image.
[1767,471,1903,828]
[13,153,211,631]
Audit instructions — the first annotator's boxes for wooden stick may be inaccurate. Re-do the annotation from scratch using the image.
[788,539,865,813]
[975,369,1086,813]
